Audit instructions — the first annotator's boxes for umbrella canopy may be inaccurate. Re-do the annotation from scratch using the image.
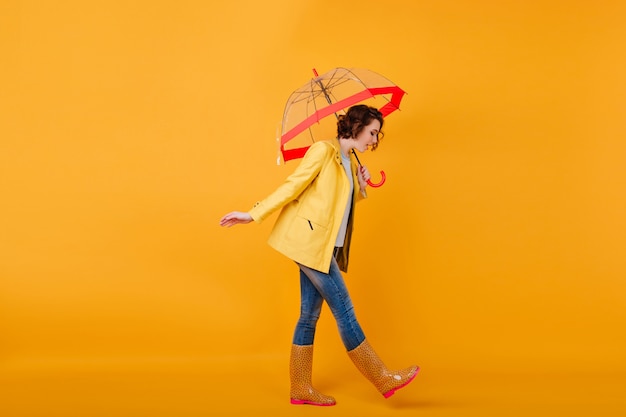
[279,67,406,163]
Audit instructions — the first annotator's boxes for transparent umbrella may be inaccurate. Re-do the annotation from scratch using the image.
[278,67,406,187]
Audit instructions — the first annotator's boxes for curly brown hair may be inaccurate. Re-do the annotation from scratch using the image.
[337,105,384,150]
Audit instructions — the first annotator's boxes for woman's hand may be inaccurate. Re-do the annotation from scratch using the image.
[220,211,253,227]
[357,165,371,190]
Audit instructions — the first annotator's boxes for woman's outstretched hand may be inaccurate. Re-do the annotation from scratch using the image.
[220,211,253,227]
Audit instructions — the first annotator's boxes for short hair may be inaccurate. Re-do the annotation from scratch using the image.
[336,105,384,150]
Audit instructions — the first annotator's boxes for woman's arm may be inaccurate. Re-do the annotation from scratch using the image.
[219,142,330,227]
[248,142,329,223]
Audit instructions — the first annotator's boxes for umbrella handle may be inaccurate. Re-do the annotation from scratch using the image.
[367,170,386,188]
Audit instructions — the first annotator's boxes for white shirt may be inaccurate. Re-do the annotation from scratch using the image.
[334,151,354,247]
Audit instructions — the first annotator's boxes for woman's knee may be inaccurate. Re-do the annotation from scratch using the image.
[297,311,320,327]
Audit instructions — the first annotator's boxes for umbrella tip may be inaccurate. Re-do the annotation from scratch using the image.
[312,68,319,77]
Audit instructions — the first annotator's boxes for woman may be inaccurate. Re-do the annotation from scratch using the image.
[220,105,419,406]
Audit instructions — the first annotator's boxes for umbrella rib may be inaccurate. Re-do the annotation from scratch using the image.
[308,78,319,142]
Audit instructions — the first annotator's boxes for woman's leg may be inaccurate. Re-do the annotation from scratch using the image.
[297,258,365,350]
[289,269,335,406]
[298,258,419,398]
[292,269,324,346]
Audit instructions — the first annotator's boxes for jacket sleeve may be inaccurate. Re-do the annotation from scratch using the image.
[249,142,329,223]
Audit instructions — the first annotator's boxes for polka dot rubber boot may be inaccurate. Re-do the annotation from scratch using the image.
[347,339,419,398]
[289,344,336,406]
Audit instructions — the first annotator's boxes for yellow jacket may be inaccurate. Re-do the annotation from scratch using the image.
[249,139,366,273]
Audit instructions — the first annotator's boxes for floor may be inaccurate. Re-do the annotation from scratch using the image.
[1,355,625,417]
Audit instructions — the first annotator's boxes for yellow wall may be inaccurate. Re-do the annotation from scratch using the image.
[2,0,625,376]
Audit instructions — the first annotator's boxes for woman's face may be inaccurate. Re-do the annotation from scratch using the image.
[353,119,381,153]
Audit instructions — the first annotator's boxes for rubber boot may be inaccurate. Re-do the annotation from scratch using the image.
[347,339,419,398]
[289,344,336,406]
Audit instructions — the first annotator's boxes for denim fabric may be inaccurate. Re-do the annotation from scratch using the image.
[292,255,366,350]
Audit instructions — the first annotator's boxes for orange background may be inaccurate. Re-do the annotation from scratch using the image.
[1,1,625,416]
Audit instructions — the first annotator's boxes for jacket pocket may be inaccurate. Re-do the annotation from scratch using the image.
[300,215,327,232]
[282,213,330,255]
[297,204,330,229]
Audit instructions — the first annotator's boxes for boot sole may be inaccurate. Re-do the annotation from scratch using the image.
[290,399,336,406]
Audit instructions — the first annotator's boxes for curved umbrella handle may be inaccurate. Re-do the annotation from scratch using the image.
[367,170,386,188]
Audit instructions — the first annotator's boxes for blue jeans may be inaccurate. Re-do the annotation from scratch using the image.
[292,255,366,351]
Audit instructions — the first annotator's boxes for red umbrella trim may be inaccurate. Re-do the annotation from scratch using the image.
[280,86,405,162]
